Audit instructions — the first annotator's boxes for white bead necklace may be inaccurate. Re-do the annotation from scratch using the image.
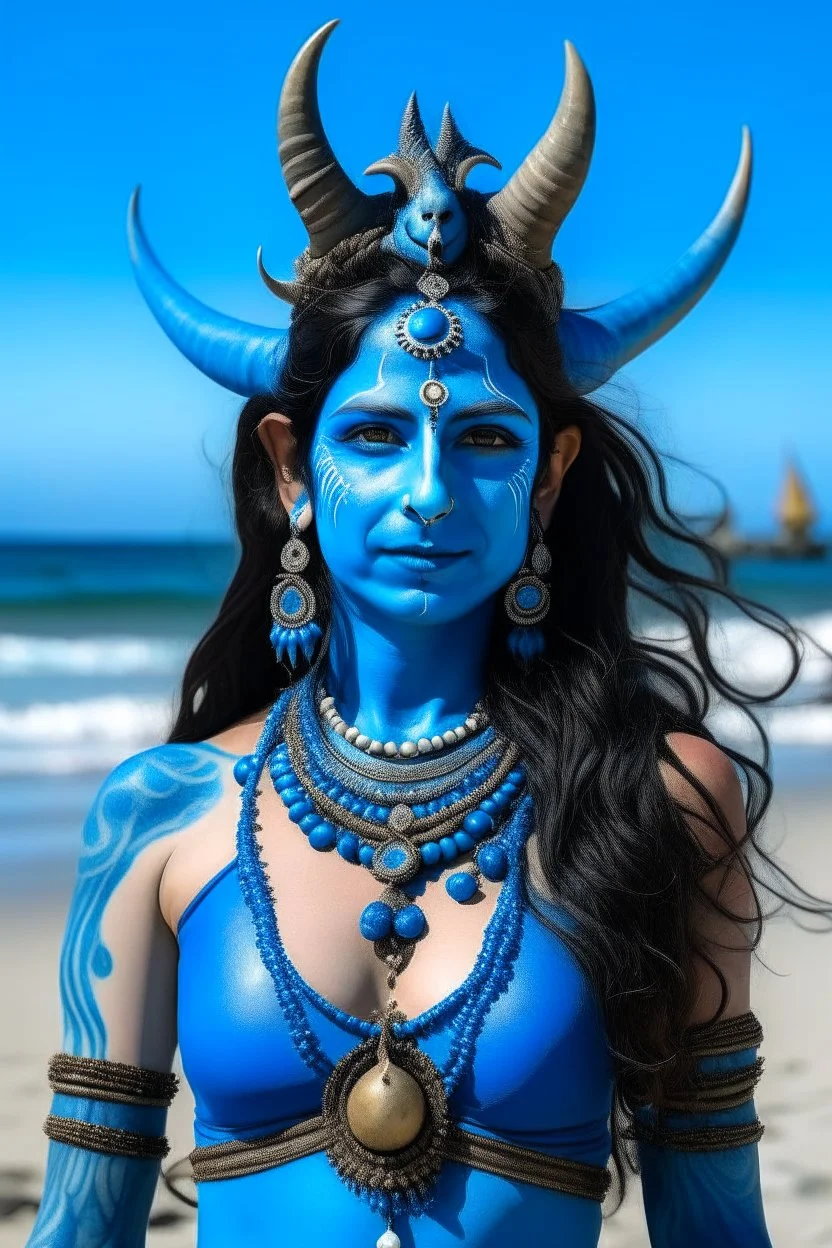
[318,689,488,759]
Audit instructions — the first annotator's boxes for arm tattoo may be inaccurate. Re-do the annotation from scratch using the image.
[27,744,223,1248]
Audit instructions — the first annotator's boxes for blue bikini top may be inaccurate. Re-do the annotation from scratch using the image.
[177,857,615,1167]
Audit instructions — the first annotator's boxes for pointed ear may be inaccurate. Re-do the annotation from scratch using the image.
[257,412,304,517]
[534,426,582,529]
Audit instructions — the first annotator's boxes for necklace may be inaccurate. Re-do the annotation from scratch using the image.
[233,682,534,1245]
[265,677,523,965]
[318,687,488,757]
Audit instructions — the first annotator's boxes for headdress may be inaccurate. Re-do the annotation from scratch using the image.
[128,20,751,396]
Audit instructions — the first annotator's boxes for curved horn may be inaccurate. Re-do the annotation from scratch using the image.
[435,104,501,191]
[278,20,378,258]
[559,128,753,394]
[128,188,287,397]
[257,247,302,305]
[487,42,595,269]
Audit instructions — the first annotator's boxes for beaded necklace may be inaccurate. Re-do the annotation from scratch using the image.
[234,678,534,1243]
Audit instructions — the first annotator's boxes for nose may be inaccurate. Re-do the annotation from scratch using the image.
[403,427,455,526]
[403,171,463,259]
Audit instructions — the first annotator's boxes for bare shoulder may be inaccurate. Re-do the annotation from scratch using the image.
[662,734,755,1020]
[204,705,270,758]
[660,731,747,854]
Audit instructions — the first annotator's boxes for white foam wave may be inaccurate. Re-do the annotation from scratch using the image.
[0,696,171,775]
[0,634,189,677]
[709,701,832,748]
[642,610,832,699]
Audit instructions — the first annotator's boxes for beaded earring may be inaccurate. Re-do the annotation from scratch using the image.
[269,490,322,669]
[504,508,551,663]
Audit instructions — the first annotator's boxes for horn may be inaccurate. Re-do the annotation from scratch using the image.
[558,128,753,394]
[365,93,444,194]
[278,20,378,258]
[257,247,302,305]
[435,104,501,191]
[128,188,287,397]
[487,42,595,269]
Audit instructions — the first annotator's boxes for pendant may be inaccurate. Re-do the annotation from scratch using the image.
[322,1001,449,1203]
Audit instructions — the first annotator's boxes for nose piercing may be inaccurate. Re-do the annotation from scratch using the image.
[402,495,455,527]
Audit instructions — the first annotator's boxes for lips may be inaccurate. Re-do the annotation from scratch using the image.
[381,547,469,569]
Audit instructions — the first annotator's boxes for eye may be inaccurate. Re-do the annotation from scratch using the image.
[342,425,405,447]
[459,426,521,449]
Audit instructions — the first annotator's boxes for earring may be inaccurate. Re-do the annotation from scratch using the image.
[504,509,551,663]
[269,490,322,669]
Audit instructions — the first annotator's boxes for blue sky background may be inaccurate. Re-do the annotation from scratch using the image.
[2,0,830,539]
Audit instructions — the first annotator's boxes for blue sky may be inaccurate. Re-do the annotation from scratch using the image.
[2,0,830,539]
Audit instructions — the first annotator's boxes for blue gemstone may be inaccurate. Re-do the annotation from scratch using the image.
[362,804,377,820]
[299,813,321,834]
[406,305,448,343]
[446,871,478,902]
[507,769,525,786]
[233,754,254,786]
[393,904,426,939]
[383,846,408,869]
[463,810,494,839]
[337,832,359,862]
[515,584,542,610]
[479,797,499,816]
[447,789,464,804]
[454,831,476,852]
[337,794,353,808]
[360,901,394,940]
[288,800,314,823]
[420,842,441,866]
[279,586,303,617]
[427,800,443,815]
[439,836,458,862]
[373,806,389,822]
[412,805,426,819]
[478,843,508,881]
[358,844,376,867]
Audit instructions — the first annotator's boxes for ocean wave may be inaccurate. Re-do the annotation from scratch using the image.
[0,696,171,775]
[642,610,832,698]
[0,634,189,677]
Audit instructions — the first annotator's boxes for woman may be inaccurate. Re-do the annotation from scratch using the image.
[28,21,814,1248]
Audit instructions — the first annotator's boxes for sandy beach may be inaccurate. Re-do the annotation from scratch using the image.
[2,776,831,1247]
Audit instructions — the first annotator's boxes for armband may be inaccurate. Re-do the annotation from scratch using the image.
[630,1011,765,1152]
[48,1053,179,1106]
[43,1053,179,1159]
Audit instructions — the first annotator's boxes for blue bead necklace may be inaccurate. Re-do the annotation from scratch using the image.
[233,677,535,1236]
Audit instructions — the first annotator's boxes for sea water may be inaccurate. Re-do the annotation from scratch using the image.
[1,541,830,866]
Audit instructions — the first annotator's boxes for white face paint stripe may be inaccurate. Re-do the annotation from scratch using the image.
[474,351,517,405]
[313,443,352,527]
[507,456,534,534]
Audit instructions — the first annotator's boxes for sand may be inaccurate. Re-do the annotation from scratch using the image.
[2,778,831,1247]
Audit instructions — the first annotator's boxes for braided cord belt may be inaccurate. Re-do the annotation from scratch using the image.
[189,1115,611,1203]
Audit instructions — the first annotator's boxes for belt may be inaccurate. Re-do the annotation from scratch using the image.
[188,1113,611,1203]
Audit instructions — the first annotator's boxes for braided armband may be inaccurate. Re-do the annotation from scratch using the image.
[631,1011,765,1152]
[43,1053,179,1160]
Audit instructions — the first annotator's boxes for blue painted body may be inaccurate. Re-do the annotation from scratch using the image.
[637,1050,772,1247]
[177,858,613,1246]
[26,745,224,1247]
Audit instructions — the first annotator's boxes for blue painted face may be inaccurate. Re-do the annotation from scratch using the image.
[308,295,540,627]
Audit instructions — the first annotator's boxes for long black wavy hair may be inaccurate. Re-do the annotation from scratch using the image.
[167,223,829,1196]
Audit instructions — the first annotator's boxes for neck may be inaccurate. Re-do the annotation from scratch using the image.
[324,590,494,744]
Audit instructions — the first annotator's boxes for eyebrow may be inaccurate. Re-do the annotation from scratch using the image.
[330,395,532,424]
